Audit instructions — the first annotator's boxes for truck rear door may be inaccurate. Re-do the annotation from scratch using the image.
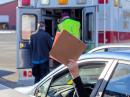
[16,8,41,84]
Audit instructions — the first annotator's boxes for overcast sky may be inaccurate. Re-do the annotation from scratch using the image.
[0,0,15,4]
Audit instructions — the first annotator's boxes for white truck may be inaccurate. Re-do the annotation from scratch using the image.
[16,0,130,84]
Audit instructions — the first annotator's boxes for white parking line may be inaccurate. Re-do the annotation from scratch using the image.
[0,30,15,33]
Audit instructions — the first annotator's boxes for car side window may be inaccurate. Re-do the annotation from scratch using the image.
[102,62,130,97]
[46,61,106,97]
[47,70,73,97]
[79,63,105,85]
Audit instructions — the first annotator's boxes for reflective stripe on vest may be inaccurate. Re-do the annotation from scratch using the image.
[58,18,80,39]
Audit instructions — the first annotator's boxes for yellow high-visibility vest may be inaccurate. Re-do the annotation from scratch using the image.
[58,18,80,39]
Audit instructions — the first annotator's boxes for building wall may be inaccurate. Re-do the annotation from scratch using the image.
[0,1,17,29]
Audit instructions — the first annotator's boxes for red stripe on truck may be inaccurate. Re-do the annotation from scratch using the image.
[98,31,130,43]
[98,0,108,4]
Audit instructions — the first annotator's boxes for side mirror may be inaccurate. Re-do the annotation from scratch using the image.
[34,88,42,97]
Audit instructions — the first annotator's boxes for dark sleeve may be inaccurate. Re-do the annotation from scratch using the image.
[73,76,89,97]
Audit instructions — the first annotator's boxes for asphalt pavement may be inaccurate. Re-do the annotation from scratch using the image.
[0,32,21,88]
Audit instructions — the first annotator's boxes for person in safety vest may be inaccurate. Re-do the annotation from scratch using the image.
[57,11,80,39]
[51,11,81,68]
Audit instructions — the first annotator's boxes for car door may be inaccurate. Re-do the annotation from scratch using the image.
[96,60,130,97]
[39,58,114,97]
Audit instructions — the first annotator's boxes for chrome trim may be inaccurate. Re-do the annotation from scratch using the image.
[95,60,118,97]
[88,44,130,54]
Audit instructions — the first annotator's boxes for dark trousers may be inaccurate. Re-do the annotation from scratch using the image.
[32,61,49,83]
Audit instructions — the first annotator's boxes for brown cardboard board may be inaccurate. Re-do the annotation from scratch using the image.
[49,30,86,65]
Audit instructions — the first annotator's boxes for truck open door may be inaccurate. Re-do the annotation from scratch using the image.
[41,15,56,37]
[82,6,98,51]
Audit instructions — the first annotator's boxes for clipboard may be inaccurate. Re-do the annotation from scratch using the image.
[49,30,86,65]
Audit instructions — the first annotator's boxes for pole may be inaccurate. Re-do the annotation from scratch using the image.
[104,0,106,44]
[118,0,120,42]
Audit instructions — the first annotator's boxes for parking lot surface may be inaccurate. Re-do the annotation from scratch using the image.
[0,33,20,88]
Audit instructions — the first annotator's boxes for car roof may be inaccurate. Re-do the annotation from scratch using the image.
[45,52,130,80]
[79,52,130,61]
[49,52,130,80]
[87,44,130,54]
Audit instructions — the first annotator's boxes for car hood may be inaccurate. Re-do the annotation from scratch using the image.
[15,85,34,96]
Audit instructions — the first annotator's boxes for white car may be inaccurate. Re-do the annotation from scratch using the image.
[15,45,130,97]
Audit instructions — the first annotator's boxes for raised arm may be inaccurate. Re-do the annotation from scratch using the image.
[67,59,89,97]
